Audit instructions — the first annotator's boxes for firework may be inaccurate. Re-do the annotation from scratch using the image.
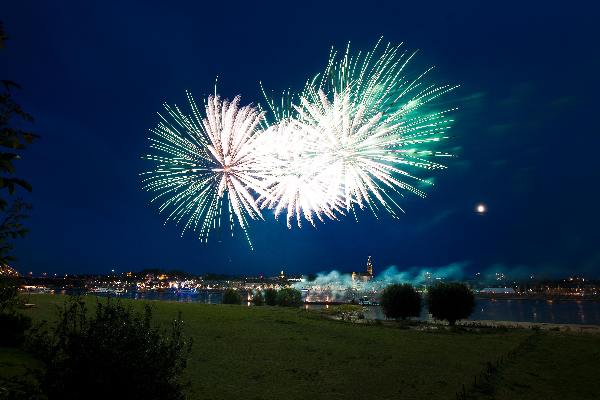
[261,39,457,227]
[255,121,345,228]
[141,92,268,248]
[142,39,458,247]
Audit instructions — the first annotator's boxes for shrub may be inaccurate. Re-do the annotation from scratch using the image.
[427,283,475,326]
[322,304,365,321]
[276,288,302,307]
[252,290,264,306]
[0,375,44,400]
[0,280,31,347]
[264,288,278,306]
[222,288,242,305]
[27,297,192,400]
[380,284,422,320]
[0,312,31,346]
[0,280,22,313]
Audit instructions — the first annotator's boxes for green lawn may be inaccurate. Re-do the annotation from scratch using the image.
[471,332,600,400]
[2,294,599,400]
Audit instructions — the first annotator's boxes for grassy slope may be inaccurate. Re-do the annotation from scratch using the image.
[0,347,39,379]
[473,332,600,400]
[2,294,598,400]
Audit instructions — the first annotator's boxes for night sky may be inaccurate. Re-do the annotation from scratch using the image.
[3,1,600,277]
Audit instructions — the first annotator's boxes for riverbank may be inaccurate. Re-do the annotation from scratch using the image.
[2,294,599,400]
[318,309,600,333]
[476,294,600,301]
[461,319,600,333]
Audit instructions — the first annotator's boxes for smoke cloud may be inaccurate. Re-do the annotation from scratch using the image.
[293,262,470,294]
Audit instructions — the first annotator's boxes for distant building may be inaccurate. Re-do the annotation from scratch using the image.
[352,256,374,284]
[480,287,515,295]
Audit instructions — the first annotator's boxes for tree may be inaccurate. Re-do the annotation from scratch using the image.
[380,283,422,320]
[0,200,31,264]
[27,297,192,400]
[427,283,475,326]
[221,288,242,305]
[0,22,38,266]
[264,288,278,306]
[0,278,21,313]
[276,288,302,307]
[252,290,264,306]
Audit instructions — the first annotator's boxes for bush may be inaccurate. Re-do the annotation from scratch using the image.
[27,297,192,400]
[276,288,302,307]
[252,290,264,306]
[0,280,22,313]
[322,304,365,321]
[427,283,475,326]
[0,312,31,346]
[380,283,422,320]
[0,375,44,400]
[222,288,242,305]
[264,288,278,306]
[0,280,31,347]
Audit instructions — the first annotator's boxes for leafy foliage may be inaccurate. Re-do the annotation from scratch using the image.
[320,304,365,321]
[0,199,31,264]
[252,290,264,306]
[0,81,37,200]
[0,278,21,313]
[380,283,422,320]
[222,288,242,305]
[0,22,6,49]
[0,374,44,400]
[264,288,278,306]
[0,23,38,266]
[427,283,475,326]
[0,280,31,347]
[276,288,302,307]
[27,297,192,400]
[0,312,31,347]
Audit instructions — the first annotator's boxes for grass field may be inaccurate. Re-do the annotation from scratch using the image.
[1,294,599,400]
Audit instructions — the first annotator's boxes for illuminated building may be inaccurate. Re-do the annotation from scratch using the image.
[480,287,516,295]
[0,265,20,277]
[352,256,374,285]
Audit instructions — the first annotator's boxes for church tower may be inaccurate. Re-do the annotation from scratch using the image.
[366,256,373,276]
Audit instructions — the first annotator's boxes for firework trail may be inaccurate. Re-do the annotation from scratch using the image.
[141,92,268,248]
[261,39,458,227]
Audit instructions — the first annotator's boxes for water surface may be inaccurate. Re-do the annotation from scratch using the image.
[88,291,600,325]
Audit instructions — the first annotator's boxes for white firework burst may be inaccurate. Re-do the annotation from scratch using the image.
[255,120,344,228]
[141,92,268,248]
[261,38,458,227]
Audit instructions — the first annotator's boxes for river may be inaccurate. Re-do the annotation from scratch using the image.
[88,291,600,325]
[305,298,600,325]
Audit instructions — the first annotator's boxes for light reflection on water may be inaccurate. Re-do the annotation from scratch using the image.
[303,299,600,325]
[87,291,600,325]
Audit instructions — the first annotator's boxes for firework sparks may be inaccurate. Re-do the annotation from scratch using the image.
[141,92,268,248]
[261,39,458,227]
[254,120,345,228]
[142,39,458,247]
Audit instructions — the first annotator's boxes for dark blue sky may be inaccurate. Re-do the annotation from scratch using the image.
[3,1,600,277]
